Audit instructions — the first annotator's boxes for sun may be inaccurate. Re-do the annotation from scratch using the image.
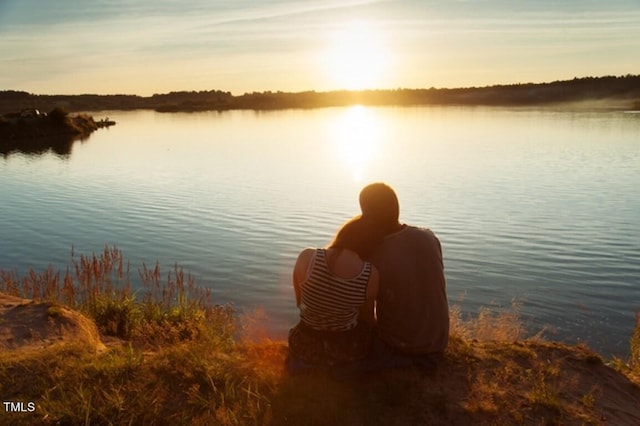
[322,22,390,91]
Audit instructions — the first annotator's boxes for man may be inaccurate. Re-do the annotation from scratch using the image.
[359,182,449,368]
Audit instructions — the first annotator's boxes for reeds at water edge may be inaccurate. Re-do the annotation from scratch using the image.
[0,245,233,344]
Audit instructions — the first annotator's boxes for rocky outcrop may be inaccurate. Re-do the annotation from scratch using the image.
[0,292,105,353]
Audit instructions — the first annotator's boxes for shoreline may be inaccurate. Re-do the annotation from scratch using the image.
[1,289,639,425]
[1,245,638,423]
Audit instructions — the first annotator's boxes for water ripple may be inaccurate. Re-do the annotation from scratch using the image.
[2,107,639,357]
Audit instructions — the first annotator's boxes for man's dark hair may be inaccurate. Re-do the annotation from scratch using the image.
[359,182,400,233]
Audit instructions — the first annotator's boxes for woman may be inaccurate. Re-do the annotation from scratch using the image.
[288,215,381,369]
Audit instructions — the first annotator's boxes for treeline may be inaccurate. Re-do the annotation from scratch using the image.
[1,75,639,114]
[0,90,234,114]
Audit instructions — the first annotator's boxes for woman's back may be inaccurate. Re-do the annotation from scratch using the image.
[299,248,371,331]
[288,216,380,368]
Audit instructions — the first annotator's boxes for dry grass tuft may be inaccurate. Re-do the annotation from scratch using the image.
[449,301,531,342]
[632,313,640,371]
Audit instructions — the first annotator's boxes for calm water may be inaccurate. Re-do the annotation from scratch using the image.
[1,106,639,357]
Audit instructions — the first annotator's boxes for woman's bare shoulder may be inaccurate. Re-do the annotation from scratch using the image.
[293,248,317,285]
[297,248,316,260]
[294,248,316,270]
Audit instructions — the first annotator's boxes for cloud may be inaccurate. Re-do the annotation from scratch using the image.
[1,0,638,94]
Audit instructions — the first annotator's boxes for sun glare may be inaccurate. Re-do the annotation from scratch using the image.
[331,105,384,183]
[323,22,390,90]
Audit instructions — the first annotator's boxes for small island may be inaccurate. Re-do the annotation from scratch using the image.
[0,107,115,155]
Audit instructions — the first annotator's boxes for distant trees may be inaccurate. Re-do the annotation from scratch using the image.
[0,90,30,99]
[1,75,639,113]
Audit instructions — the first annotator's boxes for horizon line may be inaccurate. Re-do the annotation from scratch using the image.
[3,73,638,98]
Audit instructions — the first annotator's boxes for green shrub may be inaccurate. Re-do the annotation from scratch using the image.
[91,293,142,339]
[48,106,69,124]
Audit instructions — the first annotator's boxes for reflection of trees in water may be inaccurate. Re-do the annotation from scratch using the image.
[0,134,82,158]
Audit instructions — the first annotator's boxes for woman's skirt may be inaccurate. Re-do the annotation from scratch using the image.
[288,321,372,366]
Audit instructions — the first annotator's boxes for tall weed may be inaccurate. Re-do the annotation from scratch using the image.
[631,312,640,373]
[449,302,526,342]
[0,245,232,344]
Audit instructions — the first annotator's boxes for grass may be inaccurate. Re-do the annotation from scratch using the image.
[624,312,640,384]
[609,311,640,384]
[632,313,640,370]
[1,246,639,425]
[0,246,231,345]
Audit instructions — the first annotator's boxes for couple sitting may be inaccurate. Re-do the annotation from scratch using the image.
[288,182,449,375]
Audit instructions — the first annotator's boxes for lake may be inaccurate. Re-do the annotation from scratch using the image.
[1,106,639,357]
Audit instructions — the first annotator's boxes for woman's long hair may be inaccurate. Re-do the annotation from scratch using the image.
[329,215,384,260]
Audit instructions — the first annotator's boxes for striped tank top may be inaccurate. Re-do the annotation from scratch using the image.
[299,248,371,332]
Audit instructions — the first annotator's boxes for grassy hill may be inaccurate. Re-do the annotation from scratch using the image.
[1,247,639,425]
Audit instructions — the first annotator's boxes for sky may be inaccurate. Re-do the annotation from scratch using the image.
[1,0,639,96]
